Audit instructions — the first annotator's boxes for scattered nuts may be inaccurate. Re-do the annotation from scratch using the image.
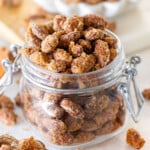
[126,128,145,149]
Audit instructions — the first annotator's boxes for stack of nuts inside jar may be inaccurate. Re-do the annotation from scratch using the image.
[20,14,126,145]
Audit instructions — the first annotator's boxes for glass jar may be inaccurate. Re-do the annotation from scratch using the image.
[0,30,144,150]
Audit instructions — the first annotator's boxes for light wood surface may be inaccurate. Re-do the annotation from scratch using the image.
[0,0,39,44]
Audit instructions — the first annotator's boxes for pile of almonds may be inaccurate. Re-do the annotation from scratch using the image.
[21,14,118,74]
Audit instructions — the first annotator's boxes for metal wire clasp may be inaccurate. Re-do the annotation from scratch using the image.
[118,56,144,123]
[0,44,21,94]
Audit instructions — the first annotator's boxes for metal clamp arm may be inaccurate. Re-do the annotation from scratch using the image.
[118,56,144,123]
[0,44,21,94]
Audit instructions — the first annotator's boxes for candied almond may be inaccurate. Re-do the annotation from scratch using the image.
[104,36,117,49]
[18,136,46,150]
[0,134,18,147]
[47,60,67,73]
[126,128,145,149]
[81,119,98,131]
[47,132,74,145]
[83,14,108,29]
[43,92,62,104]
[78,39,92,54]
[142,89,150,100]
[0,134,46,150]
[0,144,10,150]
[60,98,84,119]
[71,53,96,73]
[41,35,59,53]
[0,108,17,126]
[84,96,97,119]
[69,42,83,57]
[38,117,67,135]
[59,31,81,49]
[64,115,84,132]
[25,27,41,48]
[0,95,14,110]
[53,48,73,65]
[96,95,110,112]
[53,31,65,39]
[94,101,119,127]
[19,47,39,56]
[94,40,110,67]
[63,15,84,33]
[29,51,49,66]
[84,27,104,41]
[95,120,120,135]
[42,103,64,119]
[29,19,53,40]
[53,15,66,31]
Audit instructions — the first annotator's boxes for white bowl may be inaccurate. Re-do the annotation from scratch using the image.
[33,0,140,18]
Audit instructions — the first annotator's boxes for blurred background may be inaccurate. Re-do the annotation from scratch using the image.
[0,0,149,55]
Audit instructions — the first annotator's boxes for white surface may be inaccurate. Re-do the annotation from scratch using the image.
[116,0,150,55]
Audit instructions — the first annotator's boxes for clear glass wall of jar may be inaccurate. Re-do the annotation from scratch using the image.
[18,31,128,149]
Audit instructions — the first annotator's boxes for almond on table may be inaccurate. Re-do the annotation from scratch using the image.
[126,128,145,149]
[0,95,17,126]
[142,88,150,100]
[0,134,46,150]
